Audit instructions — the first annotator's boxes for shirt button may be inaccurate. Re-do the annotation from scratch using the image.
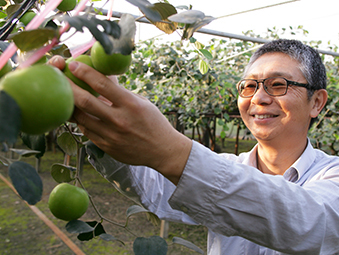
[180,206,189,213]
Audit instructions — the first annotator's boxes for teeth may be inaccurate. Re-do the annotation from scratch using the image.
[255,115,274,119]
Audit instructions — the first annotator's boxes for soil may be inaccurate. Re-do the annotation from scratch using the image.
[0,148,208,255]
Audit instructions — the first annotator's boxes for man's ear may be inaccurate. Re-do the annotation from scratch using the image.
[310,89,328,118]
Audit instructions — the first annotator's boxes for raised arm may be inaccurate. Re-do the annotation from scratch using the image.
[49,55,192,184]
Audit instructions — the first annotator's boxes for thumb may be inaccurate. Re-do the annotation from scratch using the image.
[48,55,66,71]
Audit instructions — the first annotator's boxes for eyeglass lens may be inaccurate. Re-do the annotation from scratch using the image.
[238,77,288,97]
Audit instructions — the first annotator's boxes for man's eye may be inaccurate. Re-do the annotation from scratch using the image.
[271,82,285,87]
[244,83,256,88]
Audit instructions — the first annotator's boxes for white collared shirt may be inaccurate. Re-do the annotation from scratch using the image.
[92,139,339,255]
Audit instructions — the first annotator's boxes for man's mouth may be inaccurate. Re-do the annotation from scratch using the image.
[254,114,277,119]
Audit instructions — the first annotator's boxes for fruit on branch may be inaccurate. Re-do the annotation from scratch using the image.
[57,0,76,12]
[63,54,100,97]
[19,11,36,26]
[0,65,74,134]
[48,183,89,221]
[91,41,132,76]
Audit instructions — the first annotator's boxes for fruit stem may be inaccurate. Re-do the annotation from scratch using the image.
[75,175,131,230]
[65,124,138,236]
[64,123,82,144]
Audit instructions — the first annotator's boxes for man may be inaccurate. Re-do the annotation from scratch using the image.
[50,39,339,254]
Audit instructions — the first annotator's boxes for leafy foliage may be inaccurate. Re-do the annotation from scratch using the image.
[0,91,21,144]
[8,161,43,205]
[133,236,168,255]
[21,133,46,158]
[309,53,339,155]
[0,0,339,254]
[118,37,252,148]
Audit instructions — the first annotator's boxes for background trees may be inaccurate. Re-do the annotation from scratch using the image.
[0,0,339,254]
[120,27,339,154]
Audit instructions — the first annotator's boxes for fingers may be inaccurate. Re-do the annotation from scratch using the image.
[72,107,105,138]
[48,55,132,108]
[70,79,116,124]
[48,55,66,70]
[67,61,133,107]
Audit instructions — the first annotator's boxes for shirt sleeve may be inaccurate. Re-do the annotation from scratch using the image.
[86,145,198,225]
[168,140,339,254]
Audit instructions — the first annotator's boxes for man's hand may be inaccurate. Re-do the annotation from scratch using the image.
[49,55,192,184]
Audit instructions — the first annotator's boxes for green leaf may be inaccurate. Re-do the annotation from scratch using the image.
[220,130,226,139]
[126,0,162,22]
[57,131,78,157]
[189,37,196,43]
[172,237,204,254]
[50,43,71,58]
[194,41,204,50]
[109,13,136,55]
[59,13,135,55]
[168,10,205,24]
[218,119,225,126]
[12,28,58,52]
[99,233,125,245]
[198,59,209,75]
[50,163,75,183]
[168,10,215,39]
[10,148,41,157]
[77,221,105,241]
[8,161,43,205]
[66,220,94,234]
[146,2,178,34]
[145,211,161,227]
[85,144,142,204]
[125,205,160,226]
[21,133,46,158]
[5,4,20,18]
[0,91,21,145]
[133,236,168,255]
[59,14,119,54]
[199,49,212,60]
[126,204,150,218]
[214,107,222,115]
[223,113,230,121]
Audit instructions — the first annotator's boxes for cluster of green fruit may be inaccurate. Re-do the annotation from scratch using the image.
[64,41,132,97]
[0,42,131,222]
[47,44,131,222]
[0,0,132,137]
[19,0,78,27]
[0,41,132,136]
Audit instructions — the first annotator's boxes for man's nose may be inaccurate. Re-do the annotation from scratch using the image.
[251,83,273,104]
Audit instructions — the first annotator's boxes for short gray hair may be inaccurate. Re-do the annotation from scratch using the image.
[244,39,327,98]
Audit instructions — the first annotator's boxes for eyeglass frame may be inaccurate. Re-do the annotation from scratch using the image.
[237,77,310,98]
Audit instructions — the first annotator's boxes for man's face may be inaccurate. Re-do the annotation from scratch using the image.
[237,52,315,144]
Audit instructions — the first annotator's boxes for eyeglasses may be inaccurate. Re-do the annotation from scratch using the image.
[237,77,309,98]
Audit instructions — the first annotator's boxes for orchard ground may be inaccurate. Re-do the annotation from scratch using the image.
[0,136,256,255]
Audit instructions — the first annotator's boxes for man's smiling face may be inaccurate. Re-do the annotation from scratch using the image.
[237,52,314,144]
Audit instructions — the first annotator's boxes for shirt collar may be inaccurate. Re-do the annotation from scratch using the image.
[246,139,316,182]
[285,138,316,182]
[243,144,259,168]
